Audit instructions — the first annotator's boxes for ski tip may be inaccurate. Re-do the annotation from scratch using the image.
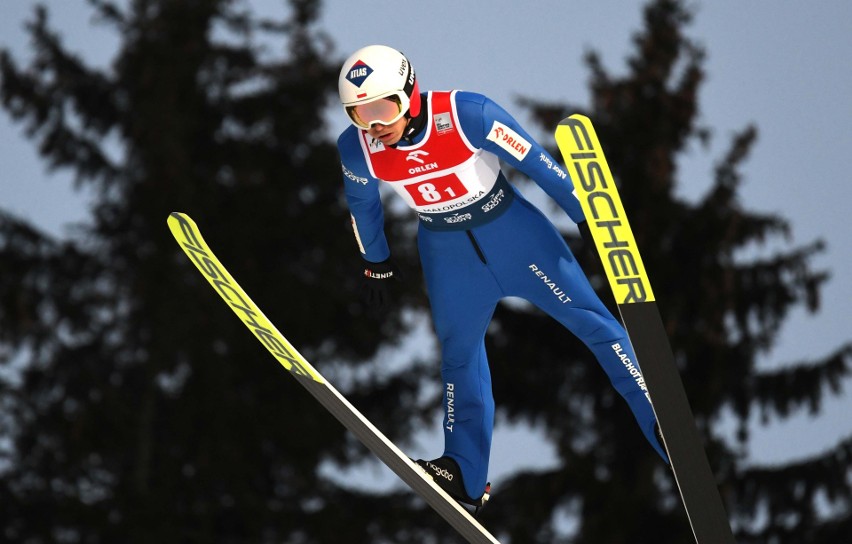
[557,113,591,127]
[167,213,199,235]
[168,212,193,226]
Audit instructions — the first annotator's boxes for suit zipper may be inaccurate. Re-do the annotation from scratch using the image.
[466,230,487,264]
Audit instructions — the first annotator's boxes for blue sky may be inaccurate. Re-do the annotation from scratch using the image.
[1,1,850,478]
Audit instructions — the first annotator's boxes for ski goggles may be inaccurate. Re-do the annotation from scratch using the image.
[345,92,408,129]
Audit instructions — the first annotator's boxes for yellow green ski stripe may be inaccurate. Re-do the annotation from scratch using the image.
[167,212,324,383]
[555,114,655,304]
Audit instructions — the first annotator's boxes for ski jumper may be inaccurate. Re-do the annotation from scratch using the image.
[337,90,666,499]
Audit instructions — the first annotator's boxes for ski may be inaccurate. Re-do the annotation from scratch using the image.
[167,212,500,544]
[554,115,736,544]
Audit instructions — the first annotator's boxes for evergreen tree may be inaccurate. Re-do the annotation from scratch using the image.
[485,1,851,542]
[0,1,430,542]
[2,1,849,543]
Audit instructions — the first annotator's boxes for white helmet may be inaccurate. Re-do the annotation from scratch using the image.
[338,45,421,129]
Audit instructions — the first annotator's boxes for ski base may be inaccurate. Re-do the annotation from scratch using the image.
[555,115,735,544]
[167,212,500,544]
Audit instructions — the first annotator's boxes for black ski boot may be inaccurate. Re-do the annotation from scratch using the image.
[415,456,490,514]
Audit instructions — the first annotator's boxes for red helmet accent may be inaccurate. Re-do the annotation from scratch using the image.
[409,80,421,118]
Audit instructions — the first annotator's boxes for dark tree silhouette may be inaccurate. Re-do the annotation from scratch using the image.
[1,1,430,542]
[1,1,849,543]
[484,1,851,542]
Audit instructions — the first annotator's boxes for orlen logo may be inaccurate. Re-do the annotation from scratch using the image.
[487,120,531,161]
[405,150,429,164]
[346,60,373,87]
[406,151,437,174]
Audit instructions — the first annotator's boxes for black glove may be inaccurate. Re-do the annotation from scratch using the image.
[360,258,400,310]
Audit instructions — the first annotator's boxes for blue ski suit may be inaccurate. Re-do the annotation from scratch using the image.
[337,90,666,499]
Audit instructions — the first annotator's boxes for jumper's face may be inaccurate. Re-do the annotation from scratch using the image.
[365,115,408,147]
